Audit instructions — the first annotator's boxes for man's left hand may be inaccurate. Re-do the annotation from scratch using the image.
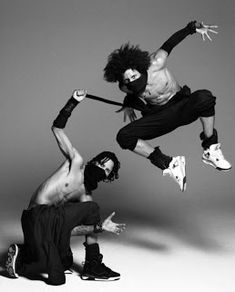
[102,212,126,235]
[196,21,218,41]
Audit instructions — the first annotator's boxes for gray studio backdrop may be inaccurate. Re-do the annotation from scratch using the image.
[1,0,234,240]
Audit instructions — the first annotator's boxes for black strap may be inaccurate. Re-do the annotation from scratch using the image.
[86,94,123,107]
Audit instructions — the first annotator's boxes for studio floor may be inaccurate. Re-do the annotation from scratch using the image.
[0,209,235,292]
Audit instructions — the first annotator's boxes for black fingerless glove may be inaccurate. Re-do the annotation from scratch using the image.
[160,21,197,55]
[186,20,197,34]
[53,97,79,129]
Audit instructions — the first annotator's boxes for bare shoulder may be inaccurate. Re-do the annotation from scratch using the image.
[72,148,84,166]
[150,49,168,61]
[148,49,168,72]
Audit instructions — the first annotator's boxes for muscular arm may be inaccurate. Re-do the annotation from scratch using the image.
[158,21,197,55]
[71,212,126,236]
[150,21,197,70]
[71,224,95,236]
[51,127,82,161]
[51,92,84,163]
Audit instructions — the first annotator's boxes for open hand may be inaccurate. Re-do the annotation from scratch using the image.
[72,89,87,102]
[102,212,126,235]
[116,107,137,122]
[196,22,218,41]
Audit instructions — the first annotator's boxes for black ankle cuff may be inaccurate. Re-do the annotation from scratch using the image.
[200,129,218,149]
[148,147,172,170]
[84,243,100,260]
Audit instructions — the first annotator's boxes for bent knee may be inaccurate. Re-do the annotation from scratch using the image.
[194,89,216,103]
[116,128,138,151]
[82,201,100,225]
[193,90,216,117]
[83,201,99,214]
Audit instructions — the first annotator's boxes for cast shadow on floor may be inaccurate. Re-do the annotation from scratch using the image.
[0,204,230,282]
[101,208,227,253]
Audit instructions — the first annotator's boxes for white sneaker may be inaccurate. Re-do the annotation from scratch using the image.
[5,244,19,278]
[202,143,232,171]
[163,156,186,192]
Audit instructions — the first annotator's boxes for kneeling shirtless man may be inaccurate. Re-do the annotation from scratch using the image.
[6,89,125,285]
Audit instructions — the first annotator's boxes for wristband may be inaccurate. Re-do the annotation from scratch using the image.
[53,97,79,128]
[94,222,103,233]
[186,21,197,34]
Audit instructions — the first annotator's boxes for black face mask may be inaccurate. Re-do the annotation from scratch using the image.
[126,71,147,95]
[84,164,106,193]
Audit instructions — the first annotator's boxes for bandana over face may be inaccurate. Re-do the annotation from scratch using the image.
[84,164,106,193]
[125,71,147,95]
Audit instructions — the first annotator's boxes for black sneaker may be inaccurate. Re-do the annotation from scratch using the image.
[81,254,120,281]
[5,244,20,278]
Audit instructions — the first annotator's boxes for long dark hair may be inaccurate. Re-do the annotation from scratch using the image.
[87,151,120,182]
[104,43,151,83]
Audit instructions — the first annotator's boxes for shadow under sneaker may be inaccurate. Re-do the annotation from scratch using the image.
[81,255,120,281]
[163,156,186,192]
[202,143,232,171]
[5,244,19,278]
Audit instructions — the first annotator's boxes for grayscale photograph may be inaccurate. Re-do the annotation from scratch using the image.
[0,0,234,291]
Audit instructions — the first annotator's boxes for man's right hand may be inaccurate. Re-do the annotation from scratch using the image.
[72,89,87,102]
[116,107,137,123]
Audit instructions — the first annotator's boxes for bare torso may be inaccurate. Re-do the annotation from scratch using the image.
[121,62,181,106]
[28,160,85,209]
[140,65,180,106]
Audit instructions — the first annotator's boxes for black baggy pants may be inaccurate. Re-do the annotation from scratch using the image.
[20,201,100,285]
[117,86,216,151]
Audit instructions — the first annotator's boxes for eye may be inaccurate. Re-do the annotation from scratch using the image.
[132,74,137,79]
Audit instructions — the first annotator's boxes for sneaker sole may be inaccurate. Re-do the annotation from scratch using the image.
[202,158,232,172]
[181,156,186,192]
[5,244,19,278]
[182,175,187,192]
[81,274,120,281]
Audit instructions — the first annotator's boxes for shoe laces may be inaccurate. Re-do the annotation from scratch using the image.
[166,159,180,178]
[214,143,221,150]
[211,143,224,158]
[172,160,179,169]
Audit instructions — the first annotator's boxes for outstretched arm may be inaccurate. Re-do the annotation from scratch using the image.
[51,90,86,162]
[150,21,197,70]
[158,21,198,56]
[150,21,218,70]
[71,212,126,236]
